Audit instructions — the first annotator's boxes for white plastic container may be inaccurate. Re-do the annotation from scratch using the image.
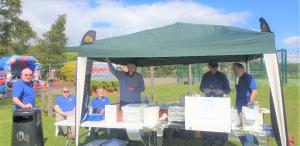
[122,104,146,123]
[143,106,160,127]
[105,105,118,123]
[242,106,259,131]
[168,106,185,122]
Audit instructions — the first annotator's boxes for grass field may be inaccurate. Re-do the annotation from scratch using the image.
[0,79,299,146]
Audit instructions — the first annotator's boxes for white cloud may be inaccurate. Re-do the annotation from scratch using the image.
[21,0,250,46]
[282,36,300,49]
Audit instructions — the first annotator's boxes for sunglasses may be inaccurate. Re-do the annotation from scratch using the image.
[63,91,69,93]
[24,74,32,77]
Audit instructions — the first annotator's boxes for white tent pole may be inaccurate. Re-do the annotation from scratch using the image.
[264,53,287,146]
[188,64,192,95]
[246,60,251,73]
[75,57,87,146]
[150,66,154,102]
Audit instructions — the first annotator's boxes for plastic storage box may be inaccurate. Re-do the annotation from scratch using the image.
[143,106,159,127]
[83,139,108,146]
[168,106,185,122]
[242,106,259,131]
[101,138,128,146]
[122,104,146,123]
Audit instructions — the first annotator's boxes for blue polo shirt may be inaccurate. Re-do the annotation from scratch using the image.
[91,96,110,114]
[236,72,257,113]
[200,71,231,97]
[12,79,35,111]
[55,95,76,112]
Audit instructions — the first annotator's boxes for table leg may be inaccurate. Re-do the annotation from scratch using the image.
[55,125,59,137]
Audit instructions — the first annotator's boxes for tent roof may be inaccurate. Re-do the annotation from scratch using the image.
[77,23,275,66]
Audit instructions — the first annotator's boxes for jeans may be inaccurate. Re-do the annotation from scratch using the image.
[239,134,259,146]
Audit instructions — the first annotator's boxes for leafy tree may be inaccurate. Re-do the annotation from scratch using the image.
[32,14,67,76]
[0,0,36,55]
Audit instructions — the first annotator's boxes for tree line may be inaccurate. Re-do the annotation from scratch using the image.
[0,0,67,77]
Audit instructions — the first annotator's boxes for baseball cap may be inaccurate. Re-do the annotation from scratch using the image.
[208,60,219,68]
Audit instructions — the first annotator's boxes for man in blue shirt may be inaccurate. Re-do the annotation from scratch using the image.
[12,68,35,111]
[199,60,231,145]
[200,60,231,97]
[107,59,145,107]
[54,87,76,138]
[232,63,257,113]
[90,88,110,135]
[91,88,110,114]
[232,63,258,146]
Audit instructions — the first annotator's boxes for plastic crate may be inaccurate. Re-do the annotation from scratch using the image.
[101,138,128,146]
[122,104,146,123]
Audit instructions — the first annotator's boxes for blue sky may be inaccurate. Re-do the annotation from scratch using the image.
[118,0,300,49]
[22,0,299,50]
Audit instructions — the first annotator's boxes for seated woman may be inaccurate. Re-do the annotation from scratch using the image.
[90,88,110,115]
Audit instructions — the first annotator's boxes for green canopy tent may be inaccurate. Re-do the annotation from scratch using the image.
[74,22,288,146]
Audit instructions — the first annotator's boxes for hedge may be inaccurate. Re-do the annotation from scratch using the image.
[60,62,76,82]
[90,80,119,92]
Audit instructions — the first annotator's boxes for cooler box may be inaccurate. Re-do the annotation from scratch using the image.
[122,104,146,123]
[11,108,44,146]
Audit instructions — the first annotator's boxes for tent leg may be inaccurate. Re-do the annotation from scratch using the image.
[75,57,88,146]
[188,64,192,95]
[264,53,288,146]
[150,66,154,102]
[246,60,251,73]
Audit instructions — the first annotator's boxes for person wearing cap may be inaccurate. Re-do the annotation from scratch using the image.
[232,63,258,145]
[200,60,231,97]
[107,59,145,107]
[54,87,76,139]
[199,60,231,145]
[12,68,35,111]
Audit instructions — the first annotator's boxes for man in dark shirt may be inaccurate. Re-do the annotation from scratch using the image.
[107,59,145,107]
[200,60,231,97]
[199,60,231,145]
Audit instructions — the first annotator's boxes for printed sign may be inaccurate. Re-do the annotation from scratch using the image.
[91,62,118,80]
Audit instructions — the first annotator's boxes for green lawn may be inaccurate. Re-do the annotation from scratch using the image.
[0,79,299,145]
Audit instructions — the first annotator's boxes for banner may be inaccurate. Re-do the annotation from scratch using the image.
[91,62,118,80]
